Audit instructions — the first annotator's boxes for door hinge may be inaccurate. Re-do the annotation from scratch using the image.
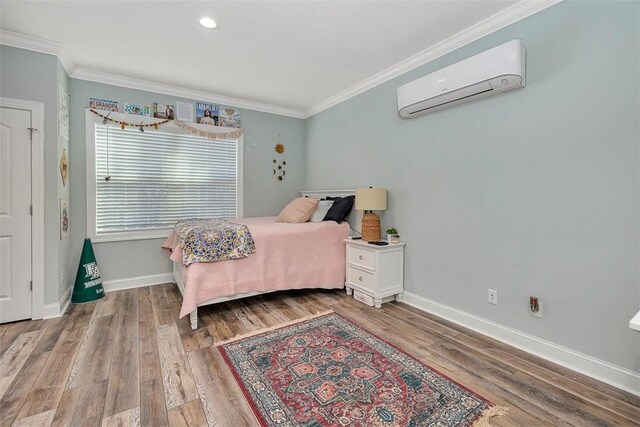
[29,205,33,215]
[30,281,33,291]
[27,127,37,140]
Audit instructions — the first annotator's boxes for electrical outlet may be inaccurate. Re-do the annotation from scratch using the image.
[488,289,498,305]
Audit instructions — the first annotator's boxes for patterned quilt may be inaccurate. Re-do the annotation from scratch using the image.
[175,218,256,266]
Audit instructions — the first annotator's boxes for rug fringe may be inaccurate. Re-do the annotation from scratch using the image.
[214,310,335,346]
[473,405,509,427]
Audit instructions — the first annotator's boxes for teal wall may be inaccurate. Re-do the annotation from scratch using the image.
[304,0,640,371]
[0,45,70,304]
[68,79,305,282]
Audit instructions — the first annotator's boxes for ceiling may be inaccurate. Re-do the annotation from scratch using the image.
[0,1,538,115]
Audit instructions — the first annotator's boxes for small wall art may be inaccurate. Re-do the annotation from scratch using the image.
[195,102,219,126]
[89,97,120,112]
[124,103,151,116]
[60,198,69,240]
[153,103,175,119]
[219,107,241,128]
[176,101,194,122]
[58,83,69,140]
[59,148,68,186]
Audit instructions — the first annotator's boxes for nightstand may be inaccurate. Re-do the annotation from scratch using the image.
[344,239,405,308]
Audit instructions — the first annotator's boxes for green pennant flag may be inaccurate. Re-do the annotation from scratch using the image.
[72,238,105,304]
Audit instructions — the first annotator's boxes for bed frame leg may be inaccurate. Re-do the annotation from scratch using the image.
[190,309,198,330]
[345,286,353,296]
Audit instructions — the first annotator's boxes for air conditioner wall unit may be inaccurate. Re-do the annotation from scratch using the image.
[397,39,525,118]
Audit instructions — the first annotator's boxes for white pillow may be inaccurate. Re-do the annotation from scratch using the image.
[309,200,334,222]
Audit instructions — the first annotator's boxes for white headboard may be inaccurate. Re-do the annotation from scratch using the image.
[300,189,362,236]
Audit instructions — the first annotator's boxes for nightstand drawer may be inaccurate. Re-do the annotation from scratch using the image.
[347,266,374,291]
[348,246,375,270]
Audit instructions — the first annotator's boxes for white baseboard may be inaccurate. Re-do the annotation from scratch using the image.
[43,284,72,319]
[40,274,171,319]
[401,291,640,397]
[102,273,174,292]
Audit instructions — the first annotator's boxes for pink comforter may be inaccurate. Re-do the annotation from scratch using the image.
[162,216,349,317]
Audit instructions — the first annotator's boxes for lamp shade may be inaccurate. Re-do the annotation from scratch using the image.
[355,188,387,211]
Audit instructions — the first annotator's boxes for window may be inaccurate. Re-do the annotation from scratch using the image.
[86,111,243,242]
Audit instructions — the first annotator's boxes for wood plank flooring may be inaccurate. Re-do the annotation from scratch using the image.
[0,284,638,426]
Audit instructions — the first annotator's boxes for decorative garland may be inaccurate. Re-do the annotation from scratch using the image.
[90,108,170,130]
[90,108,244,139]
[173,119,244,139]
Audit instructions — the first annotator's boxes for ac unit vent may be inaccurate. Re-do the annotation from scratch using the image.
[406,82,494,115]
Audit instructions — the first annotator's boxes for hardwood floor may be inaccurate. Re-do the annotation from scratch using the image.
[0,284,638,426]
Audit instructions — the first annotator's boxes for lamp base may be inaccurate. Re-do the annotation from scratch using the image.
[361,212,381,242]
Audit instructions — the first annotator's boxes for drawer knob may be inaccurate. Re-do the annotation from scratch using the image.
[359,276,363,282]
[359,255,363,260]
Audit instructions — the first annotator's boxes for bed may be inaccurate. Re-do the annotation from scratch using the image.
[163,190,362,329]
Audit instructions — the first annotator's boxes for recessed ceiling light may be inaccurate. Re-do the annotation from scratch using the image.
[199,17,217,29]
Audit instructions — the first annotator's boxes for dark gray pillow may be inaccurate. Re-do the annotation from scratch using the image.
[323,195,354,224]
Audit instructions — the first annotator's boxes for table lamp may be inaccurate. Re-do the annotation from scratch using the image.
[355,187,387,241]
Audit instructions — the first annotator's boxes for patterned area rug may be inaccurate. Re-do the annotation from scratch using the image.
[218,311,506,426]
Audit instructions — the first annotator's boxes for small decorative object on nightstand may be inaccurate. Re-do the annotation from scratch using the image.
[386,227,400,244]
[345,238,404,308]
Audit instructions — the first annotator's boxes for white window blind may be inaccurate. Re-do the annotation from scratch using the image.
[94,123,238,235]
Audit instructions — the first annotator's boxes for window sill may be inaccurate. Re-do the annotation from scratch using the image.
[90,230,172,244]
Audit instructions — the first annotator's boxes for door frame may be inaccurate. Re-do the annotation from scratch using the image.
[1,97,45,319]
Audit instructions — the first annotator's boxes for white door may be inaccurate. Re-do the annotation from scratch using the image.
[0,107,32,323]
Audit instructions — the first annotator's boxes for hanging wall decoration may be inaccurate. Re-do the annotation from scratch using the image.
[90,109,170,130]
[273,138,286,181]
[59,148,68,186]
[58,83,70,140]
[174,119,244,139]
[90,108,244,139]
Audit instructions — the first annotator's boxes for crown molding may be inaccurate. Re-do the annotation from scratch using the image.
[70,67,306,119]
[2,0,562,121]
[0,29,64,57]
[303,0,564,118]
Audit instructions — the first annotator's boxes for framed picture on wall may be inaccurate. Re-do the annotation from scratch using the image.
[58,83,69,140]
